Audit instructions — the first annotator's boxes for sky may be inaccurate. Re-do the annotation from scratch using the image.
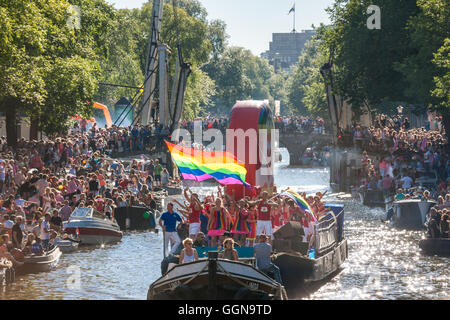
[106,0,334,56]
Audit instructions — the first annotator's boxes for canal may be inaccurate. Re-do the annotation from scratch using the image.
[1,149,448,300]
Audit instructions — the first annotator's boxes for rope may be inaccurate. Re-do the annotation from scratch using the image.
[179,261,209,286]
[216,261,253,290]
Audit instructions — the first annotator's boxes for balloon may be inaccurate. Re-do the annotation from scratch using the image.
[143,211,150,219]
[58,185,63,190]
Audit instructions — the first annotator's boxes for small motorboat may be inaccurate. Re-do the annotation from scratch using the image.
[16,246,62,275]
[388,199,436,229]
[148,252,287,300]
[419,238,450,256]
[54,238,80,253]
[64,207,123,245]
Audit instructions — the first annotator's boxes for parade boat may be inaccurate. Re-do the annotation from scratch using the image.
[272,203,347,293]
[64,207,123,245]
[114,206,157,231]
[388,199,436,229]
[418,238,450,256]
[16,246,62,275]
[148,251,287,300]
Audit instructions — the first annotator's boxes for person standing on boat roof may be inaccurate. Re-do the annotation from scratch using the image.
[159,202,182,257]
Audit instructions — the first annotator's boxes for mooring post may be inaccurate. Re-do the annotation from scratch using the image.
[208,251,218,299]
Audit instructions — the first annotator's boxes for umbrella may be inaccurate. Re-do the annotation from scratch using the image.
[28,169,38,174]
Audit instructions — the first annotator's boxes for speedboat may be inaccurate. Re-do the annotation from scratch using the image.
[64,208,123,245]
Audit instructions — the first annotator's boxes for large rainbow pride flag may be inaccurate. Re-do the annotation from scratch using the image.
[280,189,317,222]
[165,141,247,186]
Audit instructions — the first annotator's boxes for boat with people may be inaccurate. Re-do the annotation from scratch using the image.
[272,203,347,292]
[64,207,123,245]
[387,199,436,229]
[16,246,62,275]
[148,251,287,300]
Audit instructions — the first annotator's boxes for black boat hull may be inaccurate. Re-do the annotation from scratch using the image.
[419,238,450,256]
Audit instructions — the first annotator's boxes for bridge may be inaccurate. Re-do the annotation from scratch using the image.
[278,132,333,165]
[107,131,333,167]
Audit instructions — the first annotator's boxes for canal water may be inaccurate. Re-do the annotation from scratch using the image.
[1,149,448,300]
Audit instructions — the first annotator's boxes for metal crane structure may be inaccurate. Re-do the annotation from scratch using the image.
[115,0,191,133]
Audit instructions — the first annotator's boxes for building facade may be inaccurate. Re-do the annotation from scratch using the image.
[261,30,316,73]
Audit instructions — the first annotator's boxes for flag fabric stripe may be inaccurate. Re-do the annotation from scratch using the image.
[280,189,317,222]
[165,141,247,186]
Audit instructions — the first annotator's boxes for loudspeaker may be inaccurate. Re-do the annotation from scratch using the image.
[273,239,291,252]
[291,239,309,255]
[273,221,305,239]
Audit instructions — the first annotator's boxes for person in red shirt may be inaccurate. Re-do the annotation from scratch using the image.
[249,191,277,243]
[180,189,204,239]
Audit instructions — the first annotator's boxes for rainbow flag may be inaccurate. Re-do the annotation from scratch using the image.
[165,141,247,186]
[280,189,317,222]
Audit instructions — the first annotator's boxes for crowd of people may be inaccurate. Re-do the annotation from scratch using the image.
[275,116,325,134]
[353,114,449,239]
[0,124,178,269]
[159,185,331,283]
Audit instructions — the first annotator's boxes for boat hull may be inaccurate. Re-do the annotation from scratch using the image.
[390,200,436,229]
[16,247,62,275]
[359,190,393,209]
[148,259,287,300]
[64,227,122,245]
[419,238,450,256]
[273,239,347,291]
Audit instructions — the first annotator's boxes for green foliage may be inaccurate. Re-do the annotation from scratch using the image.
[286,38,328,118]
[318,0,420,112]
[397,0,450,110]
[431,38,450,112]
[183,67,215,119]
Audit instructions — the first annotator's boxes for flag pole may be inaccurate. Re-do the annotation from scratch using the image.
[293,2,296,33]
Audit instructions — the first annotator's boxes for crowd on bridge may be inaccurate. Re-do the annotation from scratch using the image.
[353,114,449,239]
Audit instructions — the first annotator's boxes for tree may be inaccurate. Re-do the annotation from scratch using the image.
[318,0,420,115]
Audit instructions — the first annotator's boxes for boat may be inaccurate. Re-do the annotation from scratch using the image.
[388,199,436,229]
[114,206,157,231]
[64,207,123,245]
[154,185,183,196]
[0,259,14,285]
[16,246,62,275]
[419,238,450,256]
[148,251,287,300]
[272,203,347,293]
[358,189,394,209]
[54,238,80,253]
